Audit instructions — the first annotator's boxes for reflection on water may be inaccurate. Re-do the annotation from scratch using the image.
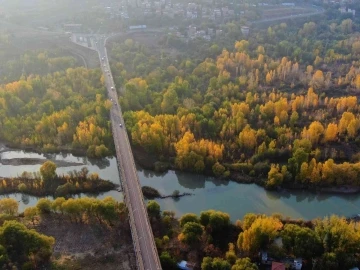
[139,168,360,220]
[1,149,360,220]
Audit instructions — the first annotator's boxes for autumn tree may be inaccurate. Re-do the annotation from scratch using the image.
[0,198,18,216]
[237,216,283,256]
[40,161,57,182]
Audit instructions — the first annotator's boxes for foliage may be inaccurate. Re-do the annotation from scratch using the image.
[0,220,55,268]
[159,251,177,270]
[201,256,231,270]
[147,200,161,218]
[40,161,57,182]
[237,216,283,256]
[178,222,203,245]
[231,258,258,270]
[0,198,18,216]
[0,67,112,157]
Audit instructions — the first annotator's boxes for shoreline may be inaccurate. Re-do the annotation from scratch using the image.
[3,142,360,196]
[132,147,360,196]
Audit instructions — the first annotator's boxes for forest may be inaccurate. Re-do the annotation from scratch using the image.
[108,16,360,189]
[147,201,360,270]
[0,51,113,157]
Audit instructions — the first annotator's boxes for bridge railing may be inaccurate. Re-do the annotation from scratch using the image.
[119,109,162,269]
[103,39,161,270]
[110,109,145,270]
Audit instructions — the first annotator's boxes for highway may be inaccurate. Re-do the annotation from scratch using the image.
[95,37,162,270]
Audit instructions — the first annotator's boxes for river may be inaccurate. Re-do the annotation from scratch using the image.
[1,149,360,220]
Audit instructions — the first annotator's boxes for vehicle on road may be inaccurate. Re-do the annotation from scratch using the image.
[119,123,122,127]
[111,86,114,90]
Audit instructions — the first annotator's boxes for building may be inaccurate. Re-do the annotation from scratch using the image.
[241,26,250,36]
[271,262,286,270]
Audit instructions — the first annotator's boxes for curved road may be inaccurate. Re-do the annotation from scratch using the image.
[95,37,162,270]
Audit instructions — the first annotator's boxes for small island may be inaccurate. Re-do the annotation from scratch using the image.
[0,161,117,197]
[142,186,192,199]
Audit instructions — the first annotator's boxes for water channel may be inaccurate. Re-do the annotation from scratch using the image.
[1,149,360,220]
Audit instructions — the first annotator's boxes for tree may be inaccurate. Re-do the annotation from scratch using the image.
[36,198,52,214]
[237,216,283,256]
[266,165,283,189]
[324,123,338,142]
[212,162,226,177]
[0,198,18,216]
[24,207,38,225]
[239,125,257,150]
[147,200,161,218]
[281,224,323,259]
[231,258,258,270]
[178,222,203,245]
[180,213,200,227]
[201,257,231,270]
[200,210,230,232]
[0,220,54,267]
[40,161,57,182]
[160,251,177,269]
[225,243,237,265]
[161,88,178,114]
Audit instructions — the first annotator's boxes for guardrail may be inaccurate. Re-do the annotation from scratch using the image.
[102,36,162,270]
[110,112,145,270]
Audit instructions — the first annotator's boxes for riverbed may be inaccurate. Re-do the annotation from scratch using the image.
[1,149,360,220]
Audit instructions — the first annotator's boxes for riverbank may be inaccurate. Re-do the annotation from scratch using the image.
[0,141,114,159]
[133,146,360,196]
[0,157,85,167]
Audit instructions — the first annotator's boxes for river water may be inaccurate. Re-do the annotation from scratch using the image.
[1,149,360,220]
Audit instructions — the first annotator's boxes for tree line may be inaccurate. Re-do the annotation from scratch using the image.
[146,200,360,270]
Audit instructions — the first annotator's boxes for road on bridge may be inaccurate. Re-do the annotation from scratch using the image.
[95,37,162,270]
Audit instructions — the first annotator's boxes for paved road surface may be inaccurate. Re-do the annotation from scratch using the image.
[95,38,162,270]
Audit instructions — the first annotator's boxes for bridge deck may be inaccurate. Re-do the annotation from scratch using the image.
[95,37,162,270]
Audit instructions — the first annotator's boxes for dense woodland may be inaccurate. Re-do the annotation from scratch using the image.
[108,16,360,189]
[0,54,113,156]
[146,201,360,270]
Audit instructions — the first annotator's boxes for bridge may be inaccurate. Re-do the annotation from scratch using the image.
[94,37,162,270]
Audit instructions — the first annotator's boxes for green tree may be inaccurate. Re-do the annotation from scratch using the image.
[281,224,323,259]
[147,200,161,218]
[212,162,226,177]
[178,222,203,245]
[40,161,57,182]
[201,257,231,270]
[0,220,54,267]
[231,258,258,270]
[36,198,52,214]
[179,213,200,227]
[160,251,177,269]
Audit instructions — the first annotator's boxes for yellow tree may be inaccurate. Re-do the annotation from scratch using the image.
[237,216,283,256]
[324,123,338,142]
[239,125,257,150]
